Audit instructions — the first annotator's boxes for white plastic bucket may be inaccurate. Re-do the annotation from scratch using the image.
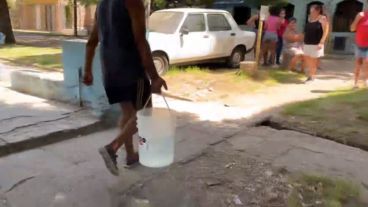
[137,96,176,168]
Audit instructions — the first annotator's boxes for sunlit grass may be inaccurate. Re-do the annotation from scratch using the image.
[288,174,363,207]
[0,45,62,70]
[281,89,368,148]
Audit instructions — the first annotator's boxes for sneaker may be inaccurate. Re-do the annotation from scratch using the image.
[99,146,119,176]
[304,77,314,84]
[124,153,140,168]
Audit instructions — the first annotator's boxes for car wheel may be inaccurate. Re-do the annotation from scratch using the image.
[228,47,245,68]
[153,53,169,75]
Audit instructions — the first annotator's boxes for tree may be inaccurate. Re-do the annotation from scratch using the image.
[0,0,15,44]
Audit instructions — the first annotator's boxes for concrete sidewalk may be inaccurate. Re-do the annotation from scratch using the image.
[1,119,367,206]
[0,86,101,156]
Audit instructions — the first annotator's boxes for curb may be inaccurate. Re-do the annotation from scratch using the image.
[0,113,118,157]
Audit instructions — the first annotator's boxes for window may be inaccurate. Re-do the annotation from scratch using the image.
[149,12,184,34]
[181,14,205,32]
[208,14,231,31]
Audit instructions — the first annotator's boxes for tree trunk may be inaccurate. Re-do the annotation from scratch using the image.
[0,0,16,44]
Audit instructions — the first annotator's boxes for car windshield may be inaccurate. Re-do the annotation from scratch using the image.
[149,12,184,34]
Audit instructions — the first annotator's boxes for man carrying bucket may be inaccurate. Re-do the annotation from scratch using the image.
[83,0,168,175]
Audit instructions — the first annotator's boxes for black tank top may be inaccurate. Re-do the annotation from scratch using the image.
[97,0,145,87]
[304,20,323,45]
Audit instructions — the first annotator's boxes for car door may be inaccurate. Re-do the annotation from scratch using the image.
[176,13,211,62]
[207,13,235,58]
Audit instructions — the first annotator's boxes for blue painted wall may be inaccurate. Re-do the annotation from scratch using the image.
[62,40,116,116]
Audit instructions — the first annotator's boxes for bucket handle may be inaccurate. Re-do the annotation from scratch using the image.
[143,93,171,112]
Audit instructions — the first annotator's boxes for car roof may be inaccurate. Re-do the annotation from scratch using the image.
[156,8,229,14]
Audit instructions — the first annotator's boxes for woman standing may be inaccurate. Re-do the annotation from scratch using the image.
[276,9,288,65]
[303,4,328,83]
[262,7,281,66]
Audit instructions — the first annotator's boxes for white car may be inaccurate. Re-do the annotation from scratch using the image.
[148,8,256,74]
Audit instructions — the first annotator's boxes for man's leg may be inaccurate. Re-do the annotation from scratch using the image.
[99,102,138,176]
[108,102,137,158]
[354,58,363,87]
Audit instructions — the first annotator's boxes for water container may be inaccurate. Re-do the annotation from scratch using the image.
[0,33,5,45]
[137,97,176,168]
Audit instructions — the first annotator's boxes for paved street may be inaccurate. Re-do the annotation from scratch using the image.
[1,57,368,206]
[1,124,368,207]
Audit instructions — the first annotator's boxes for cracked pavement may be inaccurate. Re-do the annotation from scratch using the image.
[0,86,99,155]
[1,115,368,206]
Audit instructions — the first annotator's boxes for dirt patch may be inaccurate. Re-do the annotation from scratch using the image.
[164,67,304,103]
[115,144,290,207]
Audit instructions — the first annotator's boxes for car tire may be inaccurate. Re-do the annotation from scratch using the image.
[153,53,169,75]
[228,47,245,68]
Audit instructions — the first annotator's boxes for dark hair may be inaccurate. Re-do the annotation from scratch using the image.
[269,6,279,16]
[310,4,323,15]
[289,17,297,23]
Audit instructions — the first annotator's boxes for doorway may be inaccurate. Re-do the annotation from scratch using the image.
[333,0,363,32]
[233,6,251,25]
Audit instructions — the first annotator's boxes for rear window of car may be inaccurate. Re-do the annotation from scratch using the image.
[181,14,206,32]
[208,14,232,31]
[149,12,184,34]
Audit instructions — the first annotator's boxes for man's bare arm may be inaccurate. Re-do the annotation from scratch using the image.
[125,0,159,81]
[83,18,99,85]
[85,20,98,72]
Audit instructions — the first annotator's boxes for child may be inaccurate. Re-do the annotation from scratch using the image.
[351,7,368,88]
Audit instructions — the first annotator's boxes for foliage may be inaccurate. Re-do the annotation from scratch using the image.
[78,0,98,6]
[0,45,62,70]
[153,0,166,9]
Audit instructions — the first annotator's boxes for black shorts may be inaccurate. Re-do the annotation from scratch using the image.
[104,78,151,110]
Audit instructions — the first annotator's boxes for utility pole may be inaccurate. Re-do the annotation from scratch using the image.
[73,0,78,37]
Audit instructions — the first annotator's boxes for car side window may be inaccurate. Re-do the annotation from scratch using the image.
[181,14,206,32]
[208,14,232,31]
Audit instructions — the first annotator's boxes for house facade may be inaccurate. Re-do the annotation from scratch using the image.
[211,0,366,54]
[11,0,96,35]
[286,0,367,54]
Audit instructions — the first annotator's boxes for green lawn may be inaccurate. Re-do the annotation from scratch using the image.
[0,45,62,70]
[278,89,368,149]
[288,174,364,207]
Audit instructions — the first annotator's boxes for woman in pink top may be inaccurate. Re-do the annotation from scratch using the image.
[262,7,281,66]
